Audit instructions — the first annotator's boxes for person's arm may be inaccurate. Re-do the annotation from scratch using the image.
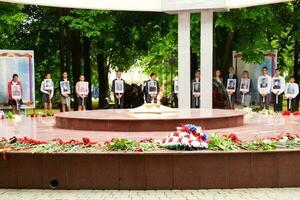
[279,77,286,95]
[156,81,160,94]
[40,81,48,94]
[257,77,262,94]
[75,82,80,97]
[8,82,12,100]
[87,82,90,96]
[50,81,54,99]
[266,76,272,94]
[292,84,299,99]
[284,83,289,99]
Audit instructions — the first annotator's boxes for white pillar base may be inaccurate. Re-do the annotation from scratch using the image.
[178,12,191,109]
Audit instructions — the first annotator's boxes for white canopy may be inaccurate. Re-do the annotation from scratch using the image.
[0,0,292,12]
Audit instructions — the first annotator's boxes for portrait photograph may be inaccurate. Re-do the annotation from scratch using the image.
[79,81,89,95]
[287,84,296,95]
[260,78,268,89]
[192,82,201,94]
[272,78,281,90]
[226,79,236,91]
[240,78,250,92]
[148,81,157,94]
[60,81,70,95]
[44,79,53,90]
[115,80,124,93]
[12,85,21,99]
[174,80,178,94]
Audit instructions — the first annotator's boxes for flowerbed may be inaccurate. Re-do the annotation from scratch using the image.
[236,107,300,116]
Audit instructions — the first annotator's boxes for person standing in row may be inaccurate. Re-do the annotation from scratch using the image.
[214,70,223,85]
[257,67,272,109]
[59,71,72,112]
[271,69,285,112]
[225,67,238,108]
[191,70,201,108]
[76,75,89,111]
[40,73,54,111]
[8,74,23,114]
[239,70,252,107]
[111,70,126,109]
[285,77,299,112]
[144,73,160,103]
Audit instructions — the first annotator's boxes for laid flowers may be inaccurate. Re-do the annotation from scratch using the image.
[159,124,208,150]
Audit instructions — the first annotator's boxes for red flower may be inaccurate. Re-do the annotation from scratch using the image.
[293,111,300,116]
[162,138,166,143]
[173,132,179,137]
[282,110,291,116]
[168,137,173,143]
[104,140,111,145]
[140,138,154,143]
[184,134,190,139]
[135,146,143,152]
[178,138,182,143]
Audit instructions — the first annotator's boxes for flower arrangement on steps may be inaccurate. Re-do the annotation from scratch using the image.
[1,125,300,154]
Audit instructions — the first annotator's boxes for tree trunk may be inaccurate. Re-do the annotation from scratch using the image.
[96,40,108,109]
[70,30,81,110]
[83,36,92,110]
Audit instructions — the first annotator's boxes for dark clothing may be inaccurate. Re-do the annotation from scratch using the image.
[259,94,271,110]
[8,99,23,107]
[191,78,200,108]
[77,97,87,107]
[273,93,284,112]
[143,80,160,103]
[112,79,125,108]
[225,74,238,108]
[42,93,54,103]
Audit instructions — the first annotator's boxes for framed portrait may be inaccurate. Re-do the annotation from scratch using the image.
[192,82,201,95]
[226,79,236,92]
[286,84,296,95]
[44,79,53,90]
[240,78,250,93]
[259,77,268,89]
[60,81,70,95]
[174,80,178,94]
[272,78,281,90]
[115,80,124,93]
[78,81,89,96]
[11,85,21,99]
[148,81,157,95]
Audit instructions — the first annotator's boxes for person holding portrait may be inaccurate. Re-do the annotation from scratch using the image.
[111,70,126,109]
[225,67,238,108]
[143,73,160,103]
[285,77,299,112]
[8,74,23,114]
[76,74,89,111]
[191,70,201,108]
[257,67,272,109]
[271,69,285,112]
[239,70,252,107]
[59,71,72,112]
[40,73,54,111]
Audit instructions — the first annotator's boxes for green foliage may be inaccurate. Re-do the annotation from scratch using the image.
[244,139,277,151]
[208,133,240,151]
[105,138,158,152]
[6,111,15,119]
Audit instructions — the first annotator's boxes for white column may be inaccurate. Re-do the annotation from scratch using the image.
[178,12,190,109]
[200,10,213,109]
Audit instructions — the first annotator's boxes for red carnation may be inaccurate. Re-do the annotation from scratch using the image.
[293,111,300,116]
[135,146,143,152]
[173,132,179,137]
[168,137,174,143]
[282,110,291,116]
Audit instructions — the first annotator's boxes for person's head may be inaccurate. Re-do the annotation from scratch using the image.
[242,70,249,79]
[12,74,19,82]
[150,72,157,80]
[275,69,281,77]
[215,70,221,78]
[45,73,51,79]
[229,80,234,86]
[116,70,122,79]
[62,71,68,79]
[262,67,268,76]
[195,70,200,79]
[228,67,234,74]
[79,74,85,81]
[290,77,295,83]
[274,80,280,86]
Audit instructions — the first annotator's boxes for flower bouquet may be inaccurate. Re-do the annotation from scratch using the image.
[159,124,208,150]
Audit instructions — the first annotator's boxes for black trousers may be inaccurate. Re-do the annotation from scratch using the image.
[115,96,124,109]
[259,94,271,110]
[272,93,283,112]
[287,98,298,112]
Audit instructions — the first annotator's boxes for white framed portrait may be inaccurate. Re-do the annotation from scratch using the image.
[60,81,70,95]
[240,78,250,93]
[259,77,269,89]
[174,80,178,94]
[192,82,201,95]
[115,80,124,94]
[148,81,157,95]
[78,81,89,96]
[272,78,281,92]
[44,79,53,90]
[226,79,236,92]
[286,84,297,95]
[11,85,21,99]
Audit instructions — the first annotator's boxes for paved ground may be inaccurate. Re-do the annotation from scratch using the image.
[1,112,300,143]
[0,188,300,200]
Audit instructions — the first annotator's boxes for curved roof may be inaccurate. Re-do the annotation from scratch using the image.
[0,0,292,12]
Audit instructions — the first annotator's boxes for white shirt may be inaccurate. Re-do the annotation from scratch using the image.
[285,83,299,99]
[271,76,285,95]
[257,75,272,94]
